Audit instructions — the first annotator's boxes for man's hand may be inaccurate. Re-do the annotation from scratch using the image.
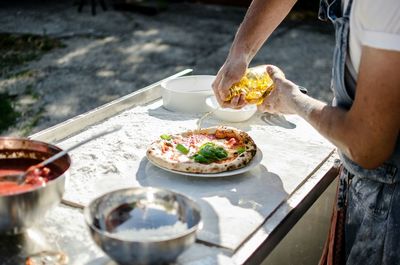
[211,0,297,109]
[257,65,302,114]
[212,56,248,109]
[258,49,400,169]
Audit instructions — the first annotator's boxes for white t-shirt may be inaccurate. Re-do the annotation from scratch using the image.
[343,0,400,80]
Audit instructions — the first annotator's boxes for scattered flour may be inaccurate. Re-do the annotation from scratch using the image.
[113,221,188,241]
[58,98,333,250]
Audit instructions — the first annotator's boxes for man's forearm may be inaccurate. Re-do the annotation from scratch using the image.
[291,94,351,155]
[229,0,297,63]
[290,93,394,169]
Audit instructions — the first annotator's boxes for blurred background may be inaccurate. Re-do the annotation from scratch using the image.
[0,0,334,137]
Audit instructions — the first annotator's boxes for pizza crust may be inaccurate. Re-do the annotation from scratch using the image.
[146,126,257,174]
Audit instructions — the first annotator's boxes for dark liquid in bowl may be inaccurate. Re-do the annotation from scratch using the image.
[0,158,63,196]
[104,203,180,234]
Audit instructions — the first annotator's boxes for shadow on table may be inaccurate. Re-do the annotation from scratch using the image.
[147,106,296,132]
[258,113,296,129]
[147,106,199,122]
[85,257,117,265]
[135,155,288,250]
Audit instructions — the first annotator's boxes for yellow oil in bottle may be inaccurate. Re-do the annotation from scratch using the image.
[225,70,274,105]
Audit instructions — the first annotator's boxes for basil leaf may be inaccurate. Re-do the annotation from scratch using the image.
[199,147,218,160]
[193,142,228,163]
[200,142,215,149]
[193,154,211,164]
[160,134,172,140]
[214,147,228,159]
[237,147,246,154]
[176,143,189,154]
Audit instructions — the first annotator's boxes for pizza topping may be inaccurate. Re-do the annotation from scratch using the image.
[161,143,168,153]
[192,154,211,164]
[160,134,172,140]
[236,147,246,154]
[176,143,189,155]
[227,137,237,147]
[192,142,228,164]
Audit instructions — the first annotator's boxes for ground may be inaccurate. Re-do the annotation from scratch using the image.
[0,0,335,136]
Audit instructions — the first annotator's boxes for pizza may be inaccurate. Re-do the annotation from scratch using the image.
[146,126,257,174]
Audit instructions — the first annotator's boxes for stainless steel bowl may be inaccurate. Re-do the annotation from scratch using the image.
[0,137,71,234]
[84,187,202,265]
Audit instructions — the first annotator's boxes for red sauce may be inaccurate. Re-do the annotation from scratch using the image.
[227,137,237,147]
[185,134,215,147]
[0,158,61,196]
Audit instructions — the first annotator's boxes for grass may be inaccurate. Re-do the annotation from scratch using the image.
[6,69,38,79]
[0,93,20,133]
[0,33,65,77]
[20,106,44,137]
[0,33,65,134]
[24,84,40,100]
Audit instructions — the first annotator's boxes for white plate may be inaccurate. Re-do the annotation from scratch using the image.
[147,148,263,178]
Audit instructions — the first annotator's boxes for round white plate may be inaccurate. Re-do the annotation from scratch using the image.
[147,148,263,178]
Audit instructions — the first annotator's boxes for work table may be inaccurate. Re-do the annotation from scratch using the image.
[0,70,338,265]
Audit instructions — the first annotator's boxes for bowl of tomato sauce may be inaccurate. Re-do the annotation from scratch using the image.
[0,137,71,234]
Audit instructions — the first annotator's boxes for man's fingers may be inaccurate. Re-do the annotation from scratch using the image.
[212,75,224,105]
[258,89,276,113]
[258,102,276,114]
[220,100,232,108]
[237,94,247,108]
[257,102,270,113]
[218,75,234,101]
[266,65,285,83]
[212,74,221,93]
[212,74,234,107]
[230,95,243,109]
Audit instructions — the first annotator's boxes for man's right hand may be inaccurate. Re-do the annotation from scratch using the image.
[212,57,248,109]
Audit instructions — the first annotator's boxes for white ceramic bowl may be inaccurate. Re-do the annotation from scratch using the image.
[161,75,215,113]
[205,96,257,123]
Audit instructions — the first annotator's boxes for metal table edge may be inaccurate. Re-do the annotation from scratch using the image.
[232,150,339,265]
[29,69,193,143]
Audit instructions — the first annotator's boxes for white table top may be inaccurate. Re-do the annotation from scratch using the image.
[57,99,334,251]
[12,72,337,264]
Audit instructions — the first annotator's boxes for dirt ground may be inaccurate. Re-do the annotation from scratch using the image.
[0,0,335,136]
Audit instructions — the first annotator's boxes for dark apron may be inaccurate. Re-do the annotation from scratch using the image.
[319,0,400,264]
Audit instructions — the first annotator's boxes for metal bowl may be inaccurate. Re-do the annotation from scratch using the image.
[84,187,202,265]
[0,137,71,234]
